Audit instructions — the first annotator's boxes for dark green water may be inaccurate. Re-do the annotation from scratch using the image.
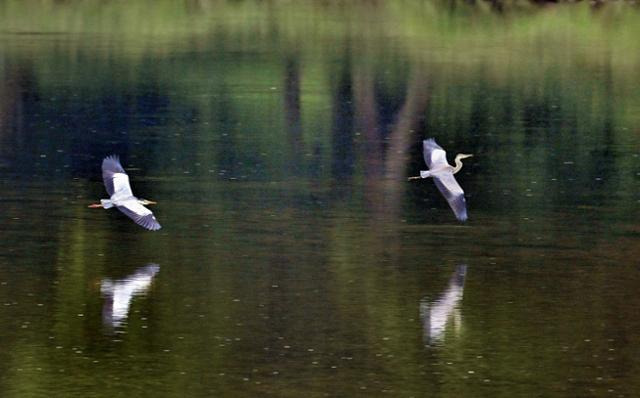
[1,2,640,397]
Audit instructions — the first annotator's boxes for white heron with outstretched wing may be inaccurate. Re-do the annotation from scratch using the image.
[89,155,161,230]
[409,139,473,221]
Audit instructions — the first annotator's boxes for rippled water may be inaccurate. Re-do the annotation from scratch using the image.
[1,2,640,397]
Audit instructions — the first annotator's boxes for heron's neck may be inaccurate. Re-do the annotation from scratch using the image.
[452,157,465,174]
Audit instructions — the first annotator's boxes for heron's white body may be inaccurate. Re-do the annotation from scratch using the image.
[110,172,133,202]
[110,172,152,216]
[420,165,461,179]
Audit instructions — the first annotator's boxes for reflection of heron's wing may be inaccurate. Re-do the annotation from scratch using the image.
[423,139,448,169]
[102,155,133,197]
[101,264,160,328]
[432,173,467,221]
[421,265,468,344]
[116,200,162,230]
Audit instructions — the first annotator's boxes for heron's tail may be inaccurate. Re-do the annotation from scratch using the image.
[420,170,431,178]
[100,199,114,209]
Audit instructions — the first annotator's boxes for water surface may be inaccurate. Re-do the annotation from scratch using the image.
[1,2,640,397]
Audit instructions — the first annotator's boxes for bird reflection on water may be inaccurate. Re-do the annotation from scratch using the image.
[420,265,467,345]
[101,264,160,329]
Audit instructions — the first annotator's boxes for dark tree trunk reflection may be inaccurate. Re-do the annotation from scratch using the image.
[283,56,304,176]
[331,54,355,183]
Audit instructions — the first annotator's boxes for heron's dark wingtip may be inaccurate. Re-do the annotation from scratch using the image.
[102,155,126,175]
[141,217,162,231]
[453,205,468,222]
[102,154,120,164]
[423,139,445,159]
[455,209,468,222]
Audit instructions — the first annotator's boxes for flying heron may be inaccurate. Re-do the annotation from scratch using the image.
[408,139,473,221]
[88,155,161,231]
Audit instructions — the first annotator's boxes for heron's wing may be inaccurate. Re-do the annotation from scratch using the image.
[432,173,468,221]
[423,139,449,169]
[102,155,133,197]
[116,200,162,231]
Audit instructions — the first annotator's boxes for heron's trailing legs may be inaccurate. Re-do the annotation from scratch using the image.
[408,170,432,181]
[88,199,116,209]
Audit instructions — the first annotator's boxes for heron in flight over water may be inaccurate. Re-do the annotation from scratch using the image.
[88,155,161,231]
[408,139,473,221]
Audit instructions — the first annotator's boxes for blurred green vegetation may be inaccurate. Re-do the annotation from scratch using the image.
[2,0,640,55]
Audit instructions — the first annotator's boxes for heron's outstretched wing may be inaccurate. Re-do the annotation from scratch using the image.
[423,139,448,169]
[432,173,468,221]
[102,155,133,197]
[116,200,162,231]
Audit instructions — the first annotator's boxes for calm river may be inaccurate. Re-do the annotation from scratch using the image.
[1,1,640,397]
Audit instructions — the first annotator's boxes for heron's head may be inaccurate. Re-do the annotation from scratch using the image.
[456,153,473,160]
[139,199,157,206]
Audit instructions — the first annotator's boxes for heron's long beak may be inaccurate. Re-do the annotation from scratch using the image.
[88,203,103,208]
[147,200,157,205]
